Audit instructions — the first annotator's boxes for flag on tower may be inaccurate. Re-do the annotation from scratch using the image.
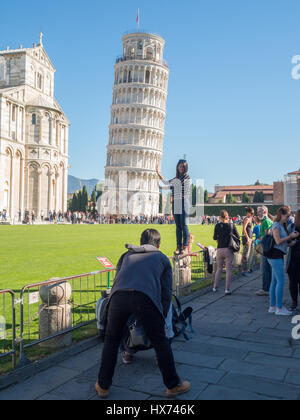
[136,8,140,30]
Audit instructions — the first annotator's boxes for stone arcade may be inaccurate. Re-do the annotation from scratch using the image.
[0,35,69,222]
[101,31,169,217]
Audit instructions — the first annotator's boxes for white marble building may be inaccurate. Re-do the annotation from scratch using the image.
[101,32,169,216]
[0,35,69,222]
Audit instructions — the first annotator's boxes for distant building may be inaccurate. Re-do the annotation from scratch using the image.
[273,181,285,205]
[209,185,274,204]
[284,170,300,211]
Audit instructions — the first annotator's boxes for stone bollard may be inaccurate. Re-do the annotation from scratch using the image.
[39,279,72,349]
[173,255,191,297]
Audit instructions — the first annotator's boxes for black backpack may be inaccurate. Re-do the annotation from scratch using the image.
[261,232,275,258]
[172,295,194,341]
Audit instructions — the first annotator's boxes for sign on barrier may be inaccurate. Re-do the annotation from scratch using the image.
[0,315,6,340]
[29,292,40,305]
[96,257,115,269]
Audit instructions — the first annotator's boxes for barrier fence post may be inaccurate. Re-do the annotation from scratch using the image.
[107,272,111,289]
[18,289,31,368]
[0,290,16,370]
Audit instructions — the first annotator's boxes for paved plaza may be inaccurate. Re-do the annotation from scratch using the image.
[1,272,300,400]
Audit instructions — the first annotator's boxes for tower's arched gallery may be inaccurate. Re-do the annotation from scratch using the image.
[0,37,69,221]
[101,32,169,216]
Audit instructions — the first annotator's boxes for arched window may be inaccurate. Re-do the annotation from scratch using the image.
[146,48,154,60]
[32,114,36,125]
[145,70,150,84]
[37,73,43,90]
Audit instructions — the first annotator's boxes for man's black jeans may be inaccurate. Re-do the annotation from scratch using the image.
[98,291,181,390]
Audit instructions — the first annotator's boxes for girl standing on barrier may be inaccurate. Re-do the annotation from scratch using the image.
[156,160,191,255]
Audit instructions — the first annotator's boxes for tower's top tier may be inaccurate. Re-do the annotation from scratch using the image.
[117,32,167,67]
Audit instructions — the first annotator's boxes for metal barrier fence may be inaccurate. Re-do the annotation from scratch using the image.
[0,290,16,370]
[172,248,261,298]
[18,269,115,366]
[0,248,260,371]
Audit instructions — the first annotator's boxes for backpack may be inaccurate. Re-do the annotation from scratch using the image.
[172,295,194,341]
[95,297,110,339]
[261,232,275,258]
[95,294,194,344]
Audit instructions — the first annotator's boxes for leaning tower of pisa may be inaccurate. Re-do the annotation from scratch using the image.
[101,31,169,217]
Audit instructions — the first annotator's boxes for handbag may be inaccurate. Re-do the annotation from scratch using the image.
[255,241,264,255]
[229,223,241,253]
[126,321,152,350]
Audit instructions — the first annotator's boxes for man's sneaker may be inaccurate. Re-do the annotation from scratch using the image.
[275,307,293,316]
[122,352,133,364]
[225,290,232,296]
[166,381,191,398]
[289,303,298,312]
[268,306,276,314]
[212,287,218,293]
[95,382,109,399]
[256,290,269,296]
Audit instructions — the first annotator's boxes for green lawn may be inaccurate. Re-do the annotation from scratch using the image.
[0,223,244,373]
[0,224,220,291]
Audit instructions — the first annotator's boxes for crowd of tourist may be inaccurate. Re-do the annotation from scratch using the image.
[212,204,300,317]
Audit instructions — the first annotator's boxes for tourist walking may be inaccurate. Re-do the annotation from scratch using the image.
[287,210,300,311]
[241,207,255,277]
[268,207,299,316]
[156,160,191,254]
[213,210,240,295]
[256,206,273,296]
[96,229,190,399]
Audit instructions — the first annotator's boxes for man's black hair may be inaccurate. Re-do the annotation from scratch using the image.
[140,229,161,248]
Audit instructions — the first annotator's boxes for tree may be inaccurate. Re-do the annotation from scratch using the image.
[77,190,82,211]
[204,190,209,203]
[70,193,78,211]
[242,192,251,203]
[192,184,197,206]
[81,186,89,212]
[253,191,264,203]
[159,191,163,214]
[226,193,234,204]
[255,180,261,186]
[90,189,97,214]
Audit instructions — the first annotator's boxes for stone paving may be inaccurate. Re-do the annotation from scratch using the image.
[1,272,300,400]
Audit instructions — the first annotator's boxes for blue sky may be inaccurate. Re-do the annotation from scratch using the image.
[1,0,300,192]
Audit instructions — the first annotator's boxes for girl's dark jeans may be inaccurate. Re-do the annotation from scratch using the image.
[173,208,190,248]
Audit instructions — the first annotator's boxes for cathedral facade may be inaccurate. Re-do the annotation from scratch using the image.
[0,36,69,222]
